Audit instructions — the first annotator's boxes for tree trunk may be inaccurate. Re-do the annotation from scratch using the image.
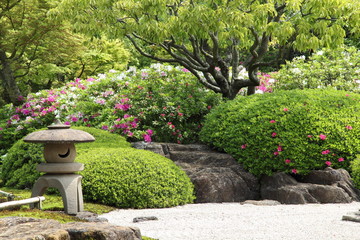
[0,50,22,105]
[247,86,256,95]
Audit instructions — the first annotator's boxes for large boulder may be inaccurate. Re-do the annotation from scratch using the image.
[261,168,360,204]
[132,142,260,203]
[0,217,141,240]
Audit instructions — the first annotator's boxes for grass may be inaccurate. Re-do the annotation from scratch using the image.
[0,187,116,222]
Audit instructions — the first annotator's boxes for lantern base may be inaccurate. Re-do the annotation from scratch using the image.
[31,174,83,215]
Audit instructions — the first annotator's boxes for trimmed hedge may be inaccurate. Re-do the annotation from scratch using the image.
[1,127,131,189]
[200,89,360,176]
[1,126,195,208]
[78,148,195,208]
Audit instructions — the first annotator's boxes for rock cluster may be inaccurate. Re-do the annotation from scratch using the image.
[0,217,141,240]
[133,142,260,203]
[260,167,360,204]
[133,142,360,204]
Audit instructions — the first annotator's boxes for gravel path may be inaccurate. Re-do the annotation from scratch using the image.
[100,202,360,240]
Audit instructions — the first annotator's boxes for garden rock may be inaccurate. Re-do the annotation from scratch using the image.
[132,142,260,203]
[261,168,360,204]
[0,217,141,240]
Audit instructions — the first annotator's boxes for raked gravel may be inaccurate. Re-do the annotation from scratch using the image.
[100,202,360,240]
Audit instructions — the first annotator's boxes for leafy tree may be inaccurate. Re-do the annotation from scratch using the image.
[54,0,360,99]
[0,0,65,105]
[0,0,131,106]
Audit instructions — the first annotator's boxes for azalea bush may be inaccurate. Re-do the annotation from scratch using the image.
[0,64,223,156]
[273,46,360,92]
[200,89,360,176]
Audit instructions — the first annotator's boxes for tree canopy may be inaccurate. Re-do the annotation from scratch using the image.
[0,0,130,106]
[54,0,360,98]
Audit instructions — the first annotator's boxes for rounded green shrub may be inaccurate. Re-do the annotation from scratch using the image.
[200,89,360,176]
[0,127,130,188]
[78,147,195,208]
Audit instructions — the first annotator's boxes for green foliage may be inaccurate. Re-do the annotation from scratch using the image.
[1,127,195,209]
[274,47,360,92]
[0,127,129,189]
[78,147,194,208]
[52,0,360,99]
[0,64,222,154]
[0,140,43,189]
[350,155,360,189]
[200,89,360,176]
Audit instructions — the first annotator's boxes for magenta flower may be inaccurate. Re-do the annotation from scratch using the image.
[291,169,298,174]
[345,125,353,130]
[274,151,279,156]
[325,161,332,166]
[283,108,289,112]
[307,135,312,138]
[319,134,327,140]
[160,114,165,117]
[271,132,277,138]
[321,150,330,155]
[277,145,283,152]
[269,120,276,123]
[143,134,152,142]
[241,144,247,149]
[146,129,154,135]
[285,159,291,164]
[338,158,344,162]
[101,125,109,130]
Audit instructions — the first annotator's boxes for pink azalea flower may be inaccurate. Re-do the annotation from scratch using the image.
[64,121,70,125]
[307,135,312,138]
[207,106,212,110]
[241,144,247,149]
[277,146,283,152]
[146,129,154,136]
[291,169,298,174]
[345,125,353,130]
[101,125,109,130]
[319,134,327,140]
[338,157,344,162]
[322,150,330,155]
[271,132,277,138]
[270,120,276,123]
[325,161,332,166]
[274,151,279,156]
[160,114,165,117]
[143,134,152,142]
[285,159,291,164]
[283,108,289,112]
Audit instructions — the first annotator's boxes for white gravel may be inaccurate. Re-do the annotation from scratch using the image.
[100,202,360,240]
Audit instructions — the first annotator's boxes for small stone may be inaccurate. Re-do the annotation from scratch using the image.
[133,216,158,223]
[241,200,281,206]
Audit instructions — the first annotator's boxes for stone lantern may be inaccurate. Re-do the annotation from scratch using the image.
[24,120,95,215]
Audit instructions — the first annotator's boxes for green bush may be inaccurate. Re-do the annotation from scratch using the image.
[0,127,130,188]
[200,89,360,176]
[274,46,360,92]
[1,126,195,209]
[78,147,195,208]
[350,155,360,189]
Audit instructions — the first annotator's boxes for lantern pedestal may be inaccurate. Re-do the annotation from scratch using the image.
[31,174,84,215]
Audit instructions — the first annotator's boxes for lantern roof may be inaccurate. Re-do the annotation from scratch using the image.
[23,120,95,143]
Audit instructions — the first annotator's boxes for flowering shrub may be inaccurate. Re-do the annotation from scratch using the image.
[0,64,222,156]
[273,46,360,92]
[200,89,360,176]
